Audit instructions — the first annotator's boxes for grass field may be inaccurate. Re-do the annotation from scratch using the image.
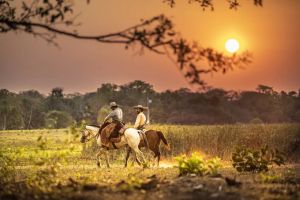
[0,123,299,199]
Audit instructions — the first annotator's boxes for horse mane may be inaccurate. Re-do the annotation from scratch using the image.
[85,125,101,133]
[88,124,101,128]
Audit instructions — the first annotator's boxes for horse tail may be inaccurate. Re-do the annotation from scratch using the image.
[157,131,170,151]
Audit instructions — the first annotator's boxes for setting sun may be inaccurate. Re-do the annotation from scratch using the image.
[225,38,240,53]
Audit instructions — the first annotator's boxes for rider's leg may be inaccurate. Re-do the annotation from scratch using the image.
[109,121,123,143]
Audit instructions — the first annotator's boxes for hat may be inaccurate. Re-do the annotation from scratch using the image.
[110,102,118,108]
[133,105,148,110]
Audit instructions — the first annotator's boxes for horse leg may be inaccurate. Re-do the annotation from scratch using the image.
[132,147,146,166]
[156,151,161,167]
[96,150,103,168]
[125,147,132,168]
[132,151,141,166]
[134,147,142,166]
[104,150,110,168]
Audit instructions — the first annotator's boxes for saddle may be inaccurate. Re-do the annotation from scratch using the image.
[137,129,149,149]
[100,122,125,147]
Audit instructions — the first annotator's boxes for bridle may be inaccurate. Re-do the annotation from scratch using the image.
[81,129,98,143]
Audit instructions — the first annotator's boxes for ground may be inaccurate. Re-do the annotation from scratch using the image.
[53,164,300,200]
[0,127,299,200]
[2,161,299,200]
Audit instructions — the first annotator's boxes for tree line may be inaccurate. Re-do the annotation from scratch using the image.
[0,80,299,130]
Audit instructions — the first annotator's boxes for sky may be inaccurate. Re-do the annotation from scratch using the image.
[0,0,299,94]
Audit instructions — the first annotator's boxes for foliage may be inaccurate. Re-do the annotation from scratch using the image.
[232,146,285,173]
[0,151,16,185]
[176,153,221,176]
[163,0,263,10]
[45,110,73,129]
[97,105,110,124]
[1,83,300,130]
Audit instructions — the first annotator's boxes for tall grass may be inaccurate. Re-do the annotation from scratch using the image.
[0,123,299,162]
[149,123,300,161]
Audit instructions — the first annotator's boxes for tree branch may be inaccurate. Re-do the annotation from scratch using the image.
[0,1,254,90]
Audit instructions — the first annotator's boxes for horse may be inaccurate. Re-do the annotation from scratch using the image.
[80,124,146,168]
[124,130,170,167]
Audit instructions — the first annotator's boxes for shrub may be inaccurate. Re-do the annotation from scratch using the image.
[176,153,221,176]
[232,145,285,173]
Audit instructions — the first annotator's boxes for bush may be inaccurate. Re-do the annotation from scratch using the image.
[232,145,285,173]
[176,153,221,176]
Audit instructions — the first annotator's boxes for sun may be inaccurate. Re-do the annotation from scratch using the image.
[225,38,240,53]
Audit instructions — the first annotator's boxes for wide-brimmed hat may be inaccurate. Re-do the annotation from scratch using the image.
[110,102,118,108]
[133,105,148,110]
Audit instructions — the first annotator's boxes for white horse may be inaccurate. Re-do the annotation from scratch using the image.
[80,125,146,168]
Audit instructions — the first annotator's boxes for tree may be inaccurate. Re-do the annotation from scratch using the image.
[45,110,73,129]
[97,105,110,124]
[0,89,24,129]
[256,84,274,95]
[96,83,119,108]
[0,0,257,89]
[65,93,85,122]
[119,80,155,106]
[19,90,45,129]
[45,87,67,111]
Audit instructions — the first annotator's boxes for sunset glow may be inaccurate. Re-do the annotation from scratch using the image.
[0,1,299,92]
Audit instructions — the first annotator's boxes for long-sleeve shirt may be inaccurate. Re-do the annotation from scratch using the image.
[104,107,123,122]
[134,112,146,129]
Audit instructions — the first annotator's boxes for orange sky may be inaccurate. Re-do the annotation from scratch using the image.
[0,0,299,93]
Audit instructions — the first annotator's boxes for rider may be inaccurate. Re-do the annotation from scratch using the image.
[101,102,124,147]
[133,105,148,130]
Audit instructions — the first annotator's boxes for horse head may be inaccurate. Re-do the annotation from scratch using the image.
[80,125,100,143]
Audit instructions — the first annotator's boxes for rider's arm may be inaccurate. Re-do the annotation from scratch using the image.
[134,114,141,129]
[104,111,114,122]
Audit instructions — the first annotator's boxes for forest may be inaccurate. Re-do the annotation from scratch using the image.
[1,80,299,130]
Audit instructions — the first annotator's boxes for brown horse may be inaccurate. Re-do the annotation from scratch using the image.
[124,130,170,167]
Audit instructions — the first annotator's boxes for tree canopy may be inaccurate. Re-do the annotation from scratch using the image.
[1,80,299,130]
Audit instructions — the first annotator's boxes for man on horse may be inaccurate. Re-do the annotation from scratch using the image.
[100,102,124,147]
[133,105,148,131]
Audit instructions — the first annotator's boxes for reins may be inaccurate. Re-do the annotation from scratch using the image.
[83,130,98,142]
